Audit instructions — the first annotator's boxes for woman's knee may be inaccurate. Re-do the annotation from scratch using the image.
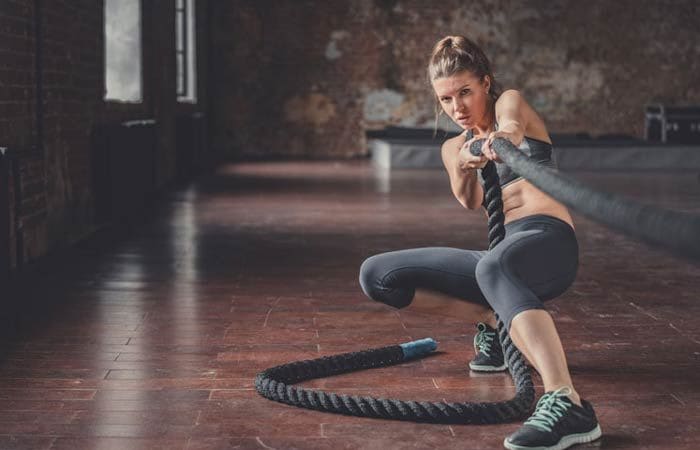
[474,255,506,312]
[503,304,547,333]
[475,254,544,328]
[474,255,501,288]
[358,255,414,309]
[358,255,382,298]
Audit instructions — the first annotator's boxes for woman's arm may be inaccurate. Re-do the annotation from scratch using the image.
[441,137,485,209]
[494,89,527,145]
[481,89,530,162]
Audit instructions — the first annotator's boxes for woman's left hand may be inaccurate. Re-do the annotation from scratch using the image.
[482,131,521,163]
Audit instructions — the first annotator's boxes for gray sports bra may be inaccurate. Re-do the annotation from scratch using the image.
[467,122,557,188]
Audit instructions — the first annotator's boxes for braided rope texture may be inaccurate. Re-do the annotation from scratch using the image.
[489,137,700,261]
[254,140,535,423]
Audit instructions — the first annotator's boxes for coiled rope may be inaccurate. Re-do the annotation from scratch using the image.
[254,138,536,424]
[255,136,700,421]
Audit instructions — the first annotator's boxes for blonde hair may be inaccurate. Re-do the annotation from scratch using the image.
[427,35,502,132]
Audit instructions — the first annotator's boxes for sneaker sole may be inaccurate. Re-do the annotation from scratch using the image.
[469,361,507,372]
[503,424,602,450]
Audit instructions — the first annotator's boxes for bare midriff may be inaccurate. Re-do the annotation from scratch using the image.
[498,178,575,231]
[460,106,575,231]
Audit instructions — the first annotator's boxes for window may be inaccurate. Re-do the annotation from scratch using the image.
[104,0,142,102]
[176,0,197,103]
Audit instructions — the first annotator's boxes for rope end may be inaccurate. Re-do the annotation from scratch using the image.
[400,338,437,359]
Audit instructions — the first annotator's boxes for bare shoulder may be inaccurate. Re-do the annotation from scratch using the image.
[496,89,535,117]
[496,89,523,104]
[440,132,466,167]
[441,131,467,153]
[497,89,551,144]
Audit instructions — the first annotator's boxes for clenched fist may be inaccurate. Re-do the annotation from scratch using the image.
[457,136,489,172]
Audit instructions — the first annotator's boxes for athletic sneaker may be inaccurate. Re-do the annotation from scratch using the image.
[468,322,507,372]
[503,386,603,450]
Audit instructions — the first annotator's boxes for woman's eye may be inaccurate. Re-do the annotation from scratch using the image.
[441,97,450,103]
[460,89,470,95]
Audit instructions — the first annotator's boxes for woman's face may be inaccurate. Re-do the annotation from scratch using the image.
[432,70,491,130]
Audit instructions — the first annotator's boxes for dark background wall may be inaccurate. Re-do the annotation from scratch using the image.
[209,0,700,159]
[1,0,699,267]
[1,0,41,269]
[0,0,209,267]
[41,0,105,258]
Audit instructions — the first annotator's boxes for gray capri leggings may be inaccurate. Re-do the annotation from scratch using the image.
[358,214,579,331]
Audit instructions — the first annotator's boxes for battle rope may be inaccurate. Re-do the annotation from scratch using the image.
[256,135,700,422]
[255,140,535,423]
[486,137,700,262]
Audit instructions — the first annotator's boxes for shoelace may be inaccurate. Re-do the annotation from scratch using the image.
[473,322,496,357]
[523,386,574,432]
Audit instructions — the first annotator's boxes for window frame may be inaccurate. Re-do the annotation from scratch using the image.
[176,0,197,103]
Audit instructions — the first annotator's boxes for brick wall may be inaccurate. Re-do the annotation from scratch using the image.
[41,0,104,253]
[0,0,209,267]
[209,0,700,159]
[0,0,104,265]
[0,0,42,267]
[0,0,696,266]
[0,1,35,152]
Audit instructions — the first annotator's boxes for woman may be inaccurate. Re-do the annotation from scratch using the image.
[359,35,602,450]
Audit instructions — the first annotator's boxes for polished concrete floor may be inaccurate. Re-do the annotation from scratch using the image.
[1,161,699,449]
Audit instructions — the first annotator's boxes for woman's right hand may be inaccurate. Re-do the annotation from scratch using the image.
[457,137,489,172]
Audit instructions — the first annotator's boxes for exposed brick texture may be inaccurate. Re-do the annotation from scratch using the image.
[1,0,697,267]
[209,0,700,159]
[1,0,42,265]
[40,0,103,253]
[1,0,209,266]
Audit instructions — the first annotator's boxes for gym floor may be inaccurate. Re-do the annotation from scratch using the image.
[1,161,699,449]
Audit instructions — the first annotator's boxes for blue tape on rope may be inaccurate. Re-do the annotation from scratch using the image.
[399,338,438,360]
